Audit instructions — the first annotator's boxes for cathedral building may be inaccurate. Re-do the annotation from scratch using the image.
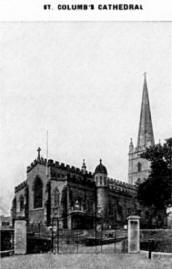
[11,155,137,229]
[128,73,155,185]
[11,74,155,230]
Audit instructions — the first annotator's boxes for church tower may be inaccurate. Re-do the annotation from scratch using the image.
[128,73,155,184]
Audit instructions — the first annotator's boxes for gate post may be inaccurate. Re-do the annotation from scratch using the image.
[14,218,27,254]
[127,215,140,254]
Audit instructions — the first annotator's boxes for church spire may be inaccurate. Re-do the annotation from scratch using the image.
[137,73,155,149]
[81,159,87,174]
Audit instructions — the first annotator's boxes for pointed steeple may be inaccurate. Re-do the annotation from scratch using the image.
[81,159,87,174]
[129,138,134,153]
[137,73,155,149]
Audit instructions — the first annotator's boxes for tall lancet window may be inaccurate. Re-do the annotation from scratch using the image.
[54,187,60,208]
[19,195,24,211]
[33,176,43,208]
[137,162,142,172]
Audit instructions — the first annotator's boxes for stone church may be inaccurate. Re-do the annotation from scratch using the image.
[11,75,154,229]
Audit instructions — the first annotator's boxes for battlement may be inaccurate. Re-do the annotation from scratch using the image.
[27,157,93,177]
[107,177,136,194]
[27,157,47,172]
[26,154,136,195]
[67,174,95,187]
[15,180,27,193]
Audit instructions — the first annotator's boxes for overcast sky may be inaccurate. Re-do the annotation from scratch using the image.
[0,22,172,215]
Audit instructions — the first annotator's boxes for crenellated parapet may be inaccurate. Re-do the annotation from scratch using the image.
[27,157,47,172]
[15,180,27,193]
[27,157,93,178]
[107,177,136,195]
[67,173,95,187]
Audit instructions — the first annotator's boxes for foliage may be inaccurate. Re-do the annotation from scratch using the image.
[137,138,172,210]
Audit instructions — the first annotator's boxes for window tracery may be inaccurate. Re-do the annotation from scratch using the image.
[19,195,24,211]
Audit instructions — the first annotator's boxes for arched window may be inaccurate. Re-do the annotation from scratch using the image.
[19,195,24,211]
[54,187,60,208]
[104,177,106,185]
[33,177,43,208]
[137,162,142,172]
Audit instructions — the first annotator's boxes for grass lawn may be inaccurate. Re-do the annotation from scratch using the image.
[1,253,172,269]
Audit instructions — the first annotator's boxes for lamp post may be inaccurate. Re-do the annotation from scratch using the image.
[166,138,172,217]
[94,187,97,243]
[167,139,172,212]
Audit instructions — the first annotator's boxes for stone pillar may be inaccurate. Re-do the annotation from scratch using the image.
[67,215,72,229]
[14,219,27,254]
[127,215,140,253]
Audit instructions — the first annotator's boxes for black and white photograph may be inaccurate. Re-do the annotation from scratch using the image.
[0,22,172,268]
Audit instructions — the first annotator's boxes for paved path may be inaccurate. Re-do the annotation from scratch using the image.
[1,253,172,269]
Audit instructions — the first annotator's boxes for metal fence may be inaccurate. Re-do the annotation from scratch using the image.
[51,228,128,254]
[27,223,128,254]
[140,229,172,253]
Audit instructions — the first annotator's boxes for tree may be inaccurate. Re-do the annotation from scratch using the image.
[137,138,172,226]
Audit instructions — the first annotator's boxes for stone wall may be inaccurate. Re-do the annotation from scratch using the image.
[27,164,49,224]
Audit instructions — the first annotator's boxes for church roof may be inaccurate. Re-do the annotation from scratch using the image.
[94,159,107,175]
[137,73,155,148]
